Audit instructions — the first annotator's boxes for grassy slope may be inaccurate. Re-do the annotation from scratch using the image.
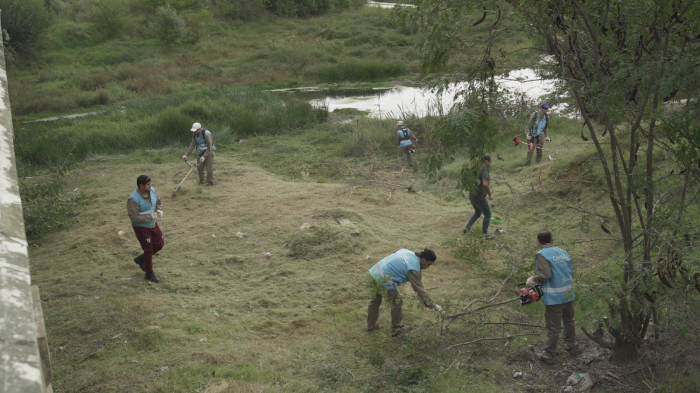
[28,117,627,392]
[9,5,533,118]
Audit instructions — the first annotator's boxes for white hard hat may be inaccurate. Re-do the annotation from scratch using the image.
[396,121,404,126]
[190,122,201,132]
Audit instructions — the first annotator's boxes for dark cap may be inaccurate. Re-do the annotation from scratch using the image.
[137,175,151,186]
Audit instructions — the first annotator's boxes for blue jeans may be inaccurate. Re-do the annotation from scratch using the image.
[466,197,491,234]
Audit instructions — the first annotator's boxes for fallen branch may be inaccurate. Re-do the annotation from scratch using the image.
[442,332,540,352]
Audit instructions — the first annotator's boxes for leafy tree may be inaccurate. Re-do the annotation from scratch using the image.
[0,0,53,56]
[150,4,189,46]
[406,0,700,363]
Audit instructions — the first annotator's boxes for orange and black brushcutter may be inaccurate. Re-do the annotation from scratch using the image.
[517,282,543,306]
[512,135,534,150]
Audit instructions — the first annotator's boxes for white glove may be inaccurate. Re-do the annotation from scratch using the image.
[157,210,163,218]
[526,276,538,287]
[545,137,551,142]
[526,132,532,141]
[181,155,187,161]
[199,156,205,163]
[433,304,444,315]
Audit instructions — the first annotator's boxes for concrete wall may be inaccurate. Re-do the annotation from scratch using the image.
[0,17,50,393]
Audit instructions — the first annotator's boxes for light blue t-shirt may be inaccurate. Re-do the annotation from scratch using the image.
[368,249,421,290]
[397,128,413,147]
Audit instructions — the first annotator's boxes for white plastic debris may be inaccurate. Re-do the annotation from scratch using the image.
[236,232,245,238]
[199,337,208,343]
[366,256,372,261]
[118,231,126,236]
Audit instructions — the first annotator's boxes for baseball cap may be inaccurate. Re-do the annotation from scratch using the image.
[190,122,201,132]
[540,103,549,109]
[396,121,404,126]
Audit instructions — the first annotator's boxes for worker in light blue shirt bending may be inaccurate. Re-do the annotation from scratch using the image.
[367,248,443,336]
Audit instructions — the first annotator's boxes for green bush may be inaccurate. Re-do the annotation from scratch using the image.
[0,0,53,56]
[214,0,266,21]
[91,0,132,40]
[20,164,88,241]
[150,4,188,46]
[315,61,408,82]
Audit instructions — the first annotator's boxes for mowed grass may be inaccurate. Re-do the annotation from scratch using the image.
[28,114,629,392]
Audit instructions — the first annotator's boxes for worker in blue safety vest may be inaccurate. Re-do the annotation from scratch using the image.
[182,122,216,186]
[524,103,551,166]
[367,248,443,336]
[526,230,579,364]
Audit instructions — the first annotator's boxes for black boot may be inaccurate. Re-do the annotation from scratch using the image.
[134,256,146,272]
[145,271,161,283]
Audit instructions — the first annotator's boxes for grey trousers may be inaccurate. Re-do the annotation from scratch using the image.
[367,289,403,331]
[198,152,215,185]
[397,145,413,168]
[524,135,544,165]
[542,301,577,360]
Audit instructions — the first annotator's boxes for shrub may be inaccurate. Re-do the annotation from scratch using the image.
[0,0,53,56]
[214,0,266,21]
[20,164,89,242]
[91,0,132,40]
[150,4,188,46]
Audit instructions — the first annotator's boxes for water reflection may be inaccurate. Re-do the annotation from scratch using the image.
[366,1,415,9]
[270,69,566,118]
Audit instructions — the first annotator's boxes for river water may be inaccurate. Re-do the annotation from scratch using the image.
[271,69,564,119]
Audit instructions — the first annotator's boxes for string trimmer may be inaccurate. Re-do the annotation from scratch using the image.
[512,135,564,156]
[172,159,198,197]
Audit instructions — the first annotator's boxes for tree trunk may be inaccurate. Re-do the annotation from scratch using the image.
[611,338,639,364]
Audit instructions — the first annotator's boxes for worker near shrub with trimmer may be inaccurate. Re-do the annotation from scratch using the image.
[524,103,551,166]
[526,230,579,364]
[367,248,444,336]
[396,120,415,170]
[464,154,494,239]
[128,175,164,283]
[181,122,216,186]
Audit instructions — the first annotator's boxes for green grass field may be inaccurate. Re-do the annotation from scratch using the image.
[11,2,700,392]
[25,112,666,392]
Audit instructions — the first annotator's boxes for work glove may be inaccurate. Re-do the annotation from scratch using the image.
[545,137,551,142]
[157,210,163,218]
[433,304,444,316]
[181,155,187,161]
[199,156,205,163]
[526,132,532,141]
[526,276,538,287]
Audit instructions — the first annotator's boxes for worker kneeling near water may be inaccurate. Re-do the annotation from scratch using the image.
[367,248,443,336]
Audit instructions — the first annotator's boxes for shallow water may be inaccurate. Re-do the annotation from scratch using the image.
[366,1,415,9]
[271,69,565,118]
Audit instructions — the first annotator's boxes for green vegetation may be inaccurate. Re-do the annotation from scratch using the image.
[10,1,700,392]
[15,88,327,168]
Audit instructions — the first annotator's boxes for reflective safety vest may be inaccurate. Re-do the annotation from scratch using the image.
[537,247,574,305]
[129,188,158,228]
[194,130,215,155]
[368,249,421,290]
[531,112,548,137]
[397,128,413,147]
